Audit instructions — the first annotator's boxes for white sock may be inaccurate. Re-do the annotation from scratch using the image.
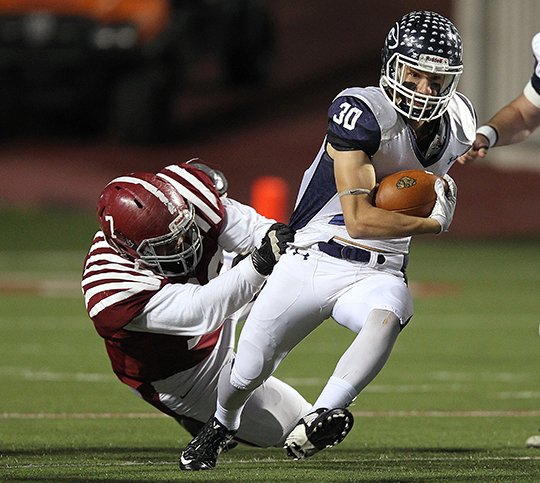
[215,400,242,432]
[214,360,250,431]
[313,310,401,411]
[312,376,357,410]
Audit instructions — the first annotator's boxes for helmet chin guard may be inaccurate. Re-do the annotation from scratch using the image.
[380,11,463,121]
[136,204,202,278]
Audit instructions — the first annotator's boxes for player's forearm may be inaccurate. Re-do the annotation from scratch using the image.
[344,204,441,238]
[126,257,266,336]
[486,95,540,146]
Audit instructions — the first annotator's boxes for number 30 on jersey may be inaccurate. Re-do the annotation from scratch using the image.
[332,102,363,130]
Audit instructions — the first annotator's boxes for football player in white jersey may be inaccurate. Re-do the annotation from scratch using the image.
[181,11,476,470]
[81,161,311,459]
[459,32,540,164]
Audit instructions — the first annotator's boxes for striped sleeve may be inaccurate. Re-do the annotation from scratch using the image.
[157,164,225,237]
[81,232,168,338]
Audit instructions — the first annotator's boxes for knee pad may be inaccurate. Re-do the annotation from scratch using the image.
[230,339,273,391]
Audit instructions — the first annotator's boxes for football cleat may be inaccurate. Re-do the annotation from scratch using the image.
[179,417,236,471]
[526,434,540,448]
[284,407,354,460]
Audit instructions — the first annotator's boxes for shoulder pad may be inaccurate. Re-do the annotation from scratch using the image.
[446,93,477,144]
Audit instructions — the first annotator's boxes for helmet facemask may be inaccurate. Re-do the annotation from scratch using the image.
[136,204,203,278]
[381,52,462,121]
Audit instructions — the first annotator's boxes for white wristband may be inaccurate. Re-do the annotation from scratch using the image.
[476,125,498,148]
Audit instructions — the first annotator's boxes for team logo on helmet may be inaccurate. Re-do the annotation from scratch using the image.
[387,24,399,49]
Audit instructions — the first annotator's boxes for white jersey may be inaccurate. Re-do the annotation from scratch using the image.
[290,86,476,254]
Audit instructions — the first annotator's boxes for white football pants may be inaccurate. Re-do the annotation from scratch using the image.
[220,246,413,421]
[149,316,310,447]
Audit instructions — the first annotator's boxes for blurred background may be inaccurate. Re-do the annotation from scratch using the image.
[0,0,539,239]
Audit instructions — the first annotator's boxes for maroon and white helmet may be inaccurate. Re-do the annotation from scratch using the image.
[97,172,202,278]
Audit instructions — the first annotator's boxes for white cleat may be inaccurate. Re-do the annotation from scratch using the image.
[525,434,540,448]
[284,407,354,460]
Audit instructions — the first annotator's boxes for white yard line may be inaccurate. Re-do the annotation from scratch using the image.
[353,410,540,417]
[0,367,112,382]
[1,369,537,398]
[0,277,81,297]
[2,410,540,419]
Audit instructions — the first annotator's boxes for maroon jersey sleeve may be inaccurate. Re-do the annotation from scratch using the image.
[82,233,224,387]
[82,233,169,338]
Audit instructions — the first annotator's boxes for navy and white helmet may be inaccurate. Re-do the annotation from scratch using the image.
[380,11,463,121]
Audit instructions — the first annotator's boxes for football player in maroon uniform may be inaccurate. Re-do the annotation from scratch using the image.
[81,161,310,457]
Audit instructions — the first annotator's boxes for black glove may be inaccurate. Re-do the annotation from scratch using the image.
[250,223,295,276]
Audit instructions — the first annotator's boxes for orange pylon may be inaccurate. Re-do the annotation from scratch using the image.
[251,176,289,222]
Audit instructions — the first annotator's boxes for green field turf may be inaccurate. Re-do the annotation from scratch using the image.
[0,208,539,481]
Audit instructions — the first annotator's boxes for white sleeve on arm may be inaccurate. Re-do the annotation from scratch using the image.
[218,197,275,253]
[124,256,265,336]
[532,32,540,77]
[525,32,540,108]
[523,81,540,108]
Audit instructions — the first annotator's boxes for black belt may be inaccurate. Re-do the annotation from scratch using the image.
[318,240,386,264]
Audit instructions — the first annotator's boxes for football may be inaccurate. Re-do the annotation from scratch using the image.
[374,169,445,217]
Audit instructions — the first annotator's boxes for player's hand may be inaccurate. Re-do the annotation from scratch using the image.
[251,223,295,275]
[429,174,457,234]
[457,134,490,165]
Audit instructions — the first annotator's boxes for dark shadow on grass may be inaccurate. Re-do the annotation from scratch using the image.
[2,446,515,483]
[0,446,176,457]
[3,446,536,483]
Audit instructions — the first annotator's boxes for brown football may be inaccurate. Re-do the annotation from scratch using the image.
[374,170,445,217]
